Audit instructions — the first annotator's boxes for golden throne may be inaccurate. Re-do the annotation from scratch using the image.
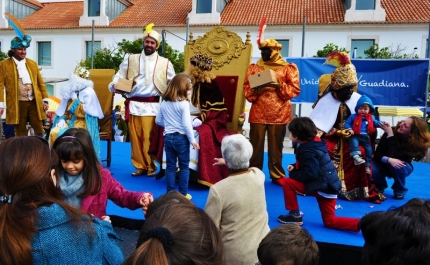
[184,26,253,134]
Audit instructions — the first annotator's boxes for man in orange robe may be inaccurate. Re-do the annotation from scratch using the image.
[244,38,300,184]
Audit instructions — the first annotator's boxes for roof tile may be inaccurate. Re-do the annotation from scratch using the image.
[9,0,430,30]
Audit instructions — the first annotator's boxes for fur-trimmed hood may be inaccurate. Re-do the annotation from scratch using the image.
[60,74,94,100]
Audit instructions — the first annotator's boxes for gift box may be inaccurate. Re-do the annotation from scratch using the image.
[116,77,133,93]
[248,69,278,88]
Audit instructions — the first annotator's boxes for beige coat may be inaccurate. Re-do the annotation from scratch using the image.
[204,167,270,265]
[0,57,48,124]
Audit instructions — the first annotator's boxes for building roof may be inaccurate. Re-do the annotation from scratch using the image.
[21,1,83,29]
[8,0,430,30]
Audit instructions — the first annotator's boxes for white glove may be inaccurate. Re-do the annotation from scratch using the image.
[56,119,66,129]
[192,118,202,128]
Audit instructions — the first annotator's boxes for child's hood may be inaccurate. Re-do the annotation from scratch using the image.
[355,94,375,113]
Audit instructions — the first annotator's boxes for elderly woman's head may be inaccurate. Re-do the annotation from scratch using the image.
[221,134,253,170]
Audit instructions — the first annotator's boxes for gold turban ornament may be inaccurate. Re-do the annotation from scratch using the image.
[325,51,358,90]
[143,23,161,48]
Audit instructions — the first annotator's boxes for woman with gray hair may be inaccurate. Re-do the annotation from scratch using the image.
[204,134,270,265]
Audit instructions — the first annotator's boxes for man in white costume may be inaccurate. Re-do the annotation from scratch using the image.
[109,23,175,176]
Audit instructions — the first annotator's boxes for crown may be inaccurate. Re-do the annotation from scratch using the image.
[74,65,90,80]
[190,53,213,71]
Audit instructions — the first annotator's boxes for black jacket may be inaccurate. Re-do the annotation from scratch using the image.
[290,140,341,195]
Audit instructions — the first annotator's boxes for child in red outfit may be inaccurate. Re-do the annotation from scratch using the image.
[277,117,360,232]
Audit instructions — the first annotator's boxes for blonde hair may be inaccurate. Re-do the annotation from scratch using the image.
[162,73,191,102]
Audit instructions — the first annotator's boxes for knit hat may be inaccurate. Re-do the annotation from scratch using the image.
[325,52,358,90]
[143,23,161,48]
[355,95,375,113]
[5,13,32,49]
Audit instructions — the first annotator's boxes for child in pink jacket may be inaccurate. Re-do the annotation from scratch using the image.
[53,128,153,230]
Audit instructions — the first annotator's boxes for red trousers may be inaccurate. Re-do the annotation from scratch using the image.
[280,177,360,232]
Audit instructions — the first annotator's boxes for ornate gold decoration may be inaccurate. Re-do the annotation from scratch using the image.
[190,26,246,70]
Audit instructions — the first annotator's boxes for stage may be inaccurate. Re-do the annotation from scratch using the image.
[105,141,430,264]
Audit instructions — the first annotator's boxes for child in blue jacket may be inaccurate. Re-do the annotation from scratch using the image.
[277,117,360,232]
[344,95,385,174]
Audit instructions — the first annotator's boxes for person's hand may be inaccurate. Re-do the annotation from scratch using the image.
[140,192,154,207]
[101,215,111,223]
[265,81,280,88]
[252,85,264,94]
[192,142,200,150]
[140,192,154,215]
[213,158,226,166]
[287,165,294,172]
[192,118,202,128]
[387,157,405,169]
[348,129,354,135]
[379,121,393,136]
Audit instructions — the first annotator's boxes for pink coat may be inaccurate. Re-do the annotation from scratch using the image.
[81,165,144,218]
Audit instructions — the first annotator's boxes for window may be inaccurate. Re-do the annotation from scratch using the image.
[351,39,374,58]
[356,0,375,10]
[88,0,100,16]
[45,84,54,95]
[38,42,51,66]
[86,41,101,59]
[275,40,290,57]
[196,0,211,13]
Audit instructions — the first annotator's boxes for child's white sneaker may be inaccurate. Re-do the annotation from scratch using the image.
[353,156,365,165]
[365,167,371,174]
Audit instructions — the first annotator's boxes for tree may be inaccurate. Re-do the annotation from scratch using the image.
[364,43,419,59]
[81,38,184,73]
[0,51,8,61]
[313,43,349,57]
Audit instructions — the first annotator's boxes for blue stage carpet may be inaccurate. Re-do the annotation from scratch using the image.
[105,141,430,248]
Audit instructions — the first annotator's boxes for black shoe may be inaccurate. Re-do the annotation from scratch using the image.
[394,194,404,200]
[277,214,303,225]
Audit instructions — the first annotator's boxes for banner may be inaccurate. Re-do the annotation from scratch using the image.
[251,57,429,107]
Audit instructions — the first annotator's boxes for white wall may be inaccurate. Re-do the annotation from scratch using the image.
[0,23,426,106]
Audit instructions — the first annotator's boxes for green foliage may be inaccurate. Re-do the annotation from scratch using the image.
[364,43,419,59]
[313,43,349,57]
[159,44,185,74]
[0,51,8,61]
[81,38,184,73]
[363,44,391,59]
[82,48,123,72]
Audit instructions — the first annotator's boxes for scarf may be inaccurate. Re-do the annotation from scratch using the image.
[60,171,85,209]
[256,48,288,70]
